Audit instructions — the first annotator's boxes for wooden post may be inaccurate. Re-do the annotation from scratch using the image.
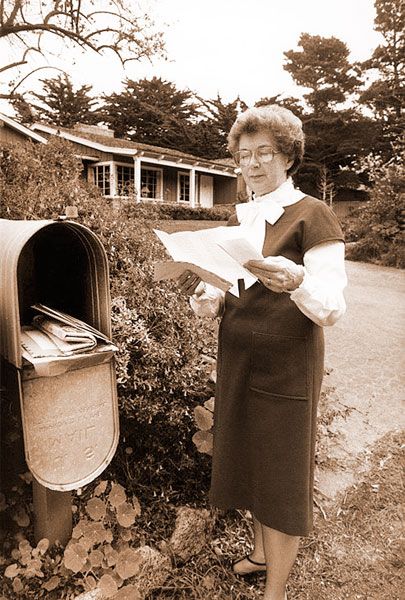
[189,167,196,208]
[32,480,72,546]
[133,156,141,202]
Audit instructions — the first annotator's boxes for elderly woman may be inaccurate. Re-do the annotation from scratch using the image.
[179,104,347,600]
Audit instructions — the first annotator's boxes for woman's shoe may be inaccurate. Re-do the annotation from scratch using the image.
[232,554,267,575]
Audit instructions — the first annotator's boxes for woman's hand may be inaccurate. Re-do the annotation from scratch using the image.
[244,256,305,293]
[178,270,204,296]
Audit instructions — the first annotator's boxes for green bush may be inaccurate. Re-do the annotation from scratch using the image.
[115,200,234,222]
[342,152,405,268]
[0,139,216,501]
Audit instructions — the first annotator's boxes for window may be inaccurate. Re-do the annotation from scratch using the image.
[141,167,162,200]
[117,165,134,196]
[94,165,111,196]
[178,172,190,202]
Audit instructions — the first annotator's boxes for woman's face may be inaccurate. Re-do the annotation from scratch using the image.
[238,130,293,197]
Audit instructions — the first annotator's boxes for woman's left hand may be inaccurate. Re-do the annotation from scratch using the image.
[244,256,305,293]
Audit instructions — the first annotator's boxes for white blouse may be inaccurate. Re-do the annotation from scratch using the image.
[190,179,347,327]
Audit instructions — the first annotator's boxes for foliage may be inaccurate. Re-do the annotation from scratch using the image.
[297,109,380,195]
[101,77,200,150]
[12,74,101,127]
[359,0,404,142]
[190,95,248,159]
[192,398,214,457]
[284,33,361,112]
[280,34,382,194]
[1,432,402,599]
[101,80,245,160]
[255,94,306,118]
[0,0,165,101]
[0,138,216,501]
[0,479,148,598]
[0,137,95,220]
[116,201,234,222]
[343,150,405,267]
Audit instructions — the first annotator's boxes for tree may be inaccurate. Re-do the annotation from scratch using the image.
[13,74,100,127]
[297,109,380,195]
[255,95,306,119]
[284,33,361,112]
[190,95,247,159]
[101,77,200,152]
[359,0,404,147]
[0,0,165,100]
[282,34,379,194]
[344,147,405,268]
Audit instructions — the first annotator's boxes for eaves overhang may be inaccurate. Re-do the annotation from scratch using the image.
[0,113,48,144]
[32,123,237,178]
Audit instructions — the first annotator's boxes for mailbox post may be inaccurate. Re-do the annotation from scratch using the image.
[0,219,119,545]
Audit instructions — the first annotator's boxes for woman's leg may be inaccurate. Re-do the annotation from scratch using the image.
[262,524,299,600]
[233,514,266,574]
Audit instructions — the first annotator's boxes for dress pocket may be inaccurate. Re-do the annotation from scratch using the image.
[249,332,308,400]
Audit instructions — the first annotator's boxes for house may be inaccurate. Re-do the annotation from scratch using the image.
[31,122,238,207]
[0,113,47,145]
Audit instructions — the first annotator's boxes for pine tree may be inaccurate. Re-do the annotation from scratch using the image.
[14,75,100,127]
[191,95,248,159]
[282,34,377,194]
[284,33,361,113]
[101,77,200,151]
[359,0,404,149]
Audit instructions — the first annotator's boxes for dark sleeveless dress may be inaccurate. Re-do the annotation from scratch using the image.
[209,196,344,536]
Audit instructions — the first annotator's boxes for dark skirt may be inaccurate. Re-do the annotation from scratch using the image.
[209,280,324,536]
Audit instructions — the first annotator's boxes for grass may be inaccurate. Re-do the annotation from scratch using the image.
[145,431,404,600]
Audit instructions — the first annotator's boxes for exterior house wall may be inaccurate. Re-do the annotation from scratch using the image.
[213,175,237,205]
[0,126,29,144]
[29,122,237,207]
[0,116,47,145]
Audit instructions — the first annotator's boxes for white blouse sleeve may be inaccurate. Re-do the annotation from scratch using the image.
[189,282,225,318]
[289,241,347,327]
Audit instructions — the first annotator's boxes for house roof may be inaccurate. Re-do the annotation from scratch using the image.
[32,123,237,176]
[0,112,47,144]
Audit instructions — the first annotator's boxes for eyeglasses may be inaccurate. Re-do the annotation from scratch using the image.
[233,145,280,167]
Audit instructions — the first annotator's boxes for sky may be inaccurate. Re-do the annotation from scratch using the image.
[2,0,382,111]
[75,0,382,106]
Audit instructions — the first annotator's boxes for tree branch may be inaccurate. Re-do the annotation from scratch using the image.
[8,65,66,95]
[2,0,23,29]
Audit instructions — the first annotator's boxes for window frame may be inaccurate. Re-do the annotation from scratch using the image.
[92,162,113,197]
[177,171,191,203]
[116,163,135,197]
[140,166,163,201]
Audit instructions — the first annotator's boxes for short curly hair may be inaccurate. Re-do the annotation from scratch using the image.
[228,104,305,176]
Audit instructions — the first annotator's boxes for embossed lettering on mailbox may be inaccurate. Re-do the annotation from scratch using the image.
[22,362,118,491]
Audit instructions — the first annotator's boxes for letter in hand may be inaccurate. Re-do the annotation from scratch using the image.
[244,256,304,293]
[178,269,204,296]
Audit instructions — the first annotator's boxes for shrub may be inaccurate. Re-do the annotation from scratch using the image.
[0,139,216,502]
[113,200,234,222]
[342,151,405,268]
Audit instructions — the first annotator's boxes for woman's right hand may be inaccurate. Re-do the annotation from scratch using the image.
[178,270,203,296]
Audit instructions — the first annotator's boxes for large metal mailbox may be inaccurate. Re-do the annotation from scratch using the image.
[0,219,119,492]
